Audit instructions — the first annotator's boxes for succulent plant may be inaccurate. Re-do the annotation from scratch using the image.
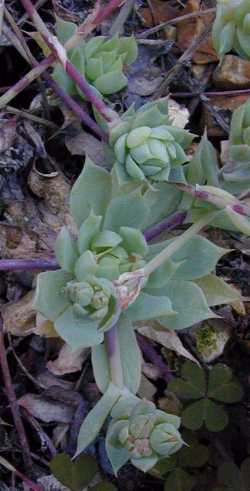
[219,98,250,195]
[106,398,183,473]
[109,99,194,185]
[212,0,250,58]
[53,18,138,96]
[33,212,149,349]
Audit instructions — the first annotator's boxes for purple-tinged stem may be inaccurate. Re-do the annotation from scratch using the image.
[105,325,124,388]
[0,258,58,271]
[137,333,172,383]
[144,211,187,241]
[0,315,33,471]
[19,0,118,123]
[175,183,250,218]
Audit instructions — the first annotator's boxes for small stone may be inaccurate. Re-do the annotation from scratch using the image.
[213,55,250,89]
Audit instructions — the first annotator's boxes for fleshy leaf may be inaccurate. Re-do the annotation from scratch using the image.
[152,280,216,330]
[103,189,149,231]
[75,383,122,456]
[55,306,103,350]
[70,157,112,228]
[55,227,78,273]
[92,318,141,394]
[126,292,175,322]
[33,270,72,321]
[195,274,241,306]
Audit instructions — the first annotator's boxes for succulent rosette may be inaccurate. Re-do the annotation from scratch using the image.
[109,99,194,185]
[33,212,148,349]
[106,398,183,473]
[53,18,137,96]
[221,98,250,194]
[212,0,250,58]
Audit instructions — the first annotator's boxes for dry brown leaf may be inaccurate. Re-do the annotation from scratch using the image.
[168,98,190,128]
[176,0,218,64]
[2,291,35,336]
[35,313,58,338]
[137,322,199,365]
[47,343,88,375]
[139,0,177,27]
[65,127,106,167]
[138,374,156,401]
[18,393,75,423]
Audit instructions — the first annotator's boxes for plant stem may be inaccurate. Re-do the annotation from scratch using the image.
[105,325,124,388]
[0,315,33,471]
[0,258,59,271]
[143,211,187,241]
[143,211,218,276]
[175,183,250,218]
[18,0,118,122]
[137,333,172,382]
[3,16,107,140]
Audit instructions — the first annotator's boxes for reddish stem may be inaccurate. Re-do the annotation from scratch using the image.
[0,258,59,271]
[0,315,33,471]
[143,211,187,241]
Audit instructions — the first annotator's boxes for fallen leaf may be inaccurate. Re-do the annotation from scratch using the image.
[213,55,250,89]
[139,0,177,27]
[168,98,190,128]
[47,343,88,376]
[176,0,218,64]
[137,322,199,364]
[19,393,75,424]
[35,313,58,338]
[2,291,35,336]
[65,126,106,167]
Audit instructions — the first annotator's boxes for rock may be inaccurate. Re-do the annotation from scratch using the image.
[213,55,250,89]
[201,94,250,137]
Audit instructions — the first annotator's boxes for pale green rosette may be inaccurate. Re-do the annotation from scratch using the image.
[106,398,183,473]
[33,213,148,349]
[109,99,194,185]
[221,98,250,194]
[212,0,250,58]
[53,18,138,96]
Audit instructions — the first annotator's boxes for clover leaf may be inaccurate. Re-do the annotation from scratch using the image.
[168,362,243,432]
[213,459,250,491]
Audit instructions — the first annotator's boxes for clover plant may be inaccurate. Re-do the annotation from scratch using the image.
[213,458,250,491]
[168,362,243,432]
[212,0,250,58]
[53,18,137,97]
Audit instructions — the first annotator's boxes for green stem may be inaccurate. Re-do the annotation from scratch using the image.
[143,211,218,276]
[105,325,124,389]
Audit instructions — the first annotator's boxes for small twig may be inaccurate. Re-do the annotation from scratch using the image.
[137,7,216,38]
[143,211,187,241]
[171,88,250,98]
[0,315,33,471]
[5,105,58,128]
[137,333,172,382]
[155,23,212,98]
[0,456,45,491]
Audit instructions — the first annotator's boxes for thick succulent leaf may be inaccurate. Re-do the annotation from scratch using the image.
[187,132,220,186]
[195,274,241,306]
[53,64,77,96]
[148,235,227,281]
[55,17,77,43]
[131,456,158,473]
[33,270,72,321]
[151,280,215,330]
[164,468,196,491]
[146,258,180,289]
[94,70,128,95]
[103,189,150,231]
[106,421,130,475]
[55,306,103,350]
[50,453,98,491]
[55,227,78,273]
[119,36,138,64]
[75,251,97,280]
[182,399,228,432]
[143,182,182,228]
[225,208,250,236]
[78,213,102,254]
[91,230,122,251]
[119,227,148,255]
[92,318,141,394]
[168,361,206,400]
[75,383,122,457]
[207,364,243,403]
[70,158,112,228]
[126,292,175,322]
